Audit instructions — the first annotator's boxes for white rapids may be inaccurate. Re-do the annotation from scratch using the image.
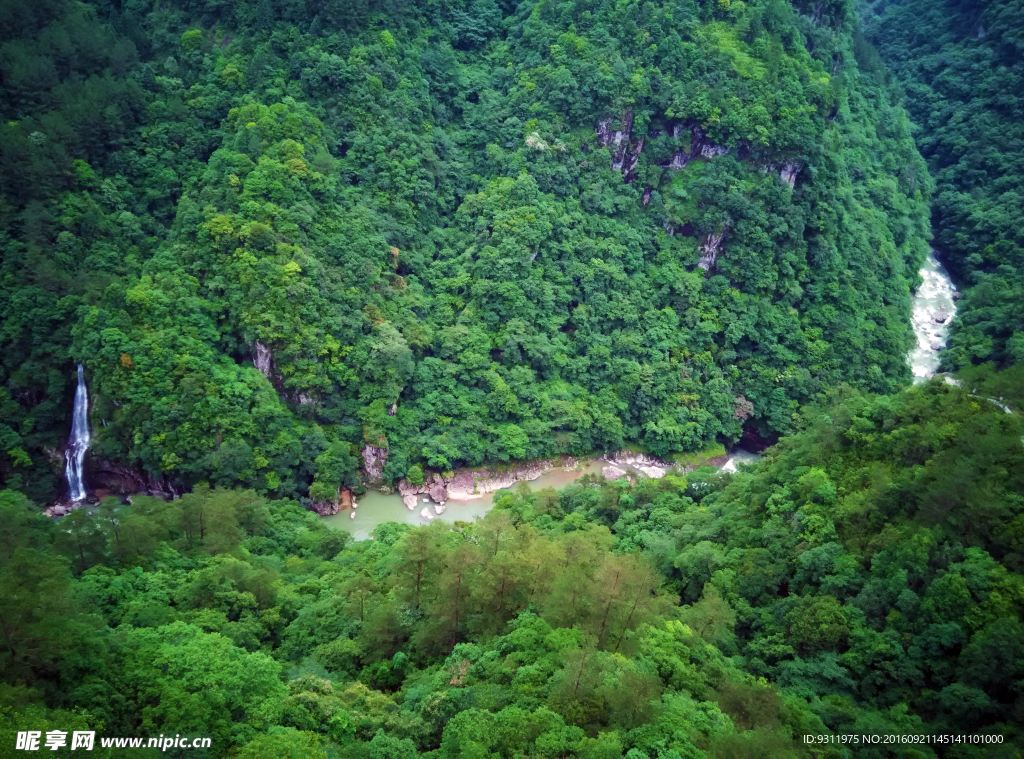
[909,251,957,382]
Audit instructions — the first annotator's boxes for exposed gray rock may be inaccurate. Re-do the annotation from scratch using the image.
[780,163,801,189]
[610,110,635,172]
[89,458,180,498]
[699,229,728,272]
[403,494,418,510]
[622,136,644,181]
[362,444,388,483]
[428,480,448,504]
[604,450,674,479]
[700,142,729,159]
[43,501,88,518]
[446,460,551,499]
[635,465,667,479]
[253,341,274,379]
[602,465,627,480]
[604,450,674,470]
[397,478,424,498]
[308,497,341,516]
[394,457,578,505]
[691,126,728,160]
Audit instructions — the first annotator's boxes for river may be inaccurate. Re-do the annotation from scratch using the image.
[324,460,605,540]
[908,250,957,382]
[326,446,768,539]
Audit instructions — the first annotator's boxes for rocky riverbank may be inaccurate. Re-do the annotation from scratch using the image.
[307,488,354,516]
[395,456,581,513]
[387,448,743,517]
[602,450,676,479]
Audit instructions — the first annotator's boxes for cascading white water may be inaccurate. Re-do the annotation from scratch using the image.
[64,364,90,502]
[908,250,957,382]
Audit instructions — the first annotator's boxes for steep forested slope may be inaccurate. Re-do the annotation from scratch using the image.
[2,375,1021,756]
[860,0,1024,369]
[0,0,929,503]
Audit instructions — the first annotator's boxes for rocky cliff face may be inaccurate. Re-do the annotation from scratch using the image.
[253,341,275,381]
[90,458,179,498]
[698,229,728,272]
[254,341,318,406]
[596,109,644,182]
[657,122,730,171]
[779,163,801,189]
[361,444,388,483]
[596,112,813,277]
[597,113,738,182]
[44,457,180,517]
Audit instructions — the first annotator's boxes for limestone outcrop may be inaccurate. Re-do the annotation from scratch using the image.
[780,162,801,188]
[395,457,578,507]
[698,229,728,272]
[253,340,274,380]
[361,444,388,483]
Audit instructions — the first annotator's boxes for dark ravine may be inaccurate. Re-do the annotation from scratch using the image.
[44,458,181,517]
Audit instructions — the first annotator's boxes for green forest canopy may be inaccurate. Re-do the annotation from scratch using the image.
[1,376,1022,756]
[0,0,931,503]
[860,0,1024,369]
[2,0,1024,753]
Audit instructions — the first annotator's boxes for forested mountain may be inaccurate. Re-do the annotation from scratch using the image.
[2,377,1021,755]
[0,0,930,503]
[860,0,1024,369]
[4,0,1024,755]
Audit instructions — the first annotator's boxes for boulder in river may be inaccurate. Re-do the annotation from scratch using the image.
[602,465,627,480]
[428,481,448,504]
[635,465,666,479]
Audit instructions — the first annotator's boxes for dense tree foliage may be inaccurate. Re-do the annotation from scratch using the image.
[860,0,1024,369]
[1,373,1021,755]
[2,0,1021,754]
[0,0,930,502]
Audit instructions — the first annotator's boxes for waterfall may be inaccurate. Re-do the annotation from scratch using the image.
[64,364,90,502]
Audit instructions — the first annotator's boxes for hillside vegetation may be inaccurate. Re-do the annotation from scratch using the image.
[2,376,1022,756]
[0,0,929,502]
[861,0,1024,369]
